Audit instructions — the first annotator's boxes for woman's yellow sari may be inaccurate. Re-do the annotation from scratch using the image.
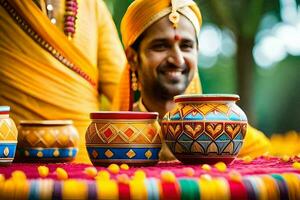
[0,0,126,162]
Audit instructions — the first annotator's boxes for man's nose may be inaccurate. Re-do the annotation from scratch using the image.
[167,46,184,66]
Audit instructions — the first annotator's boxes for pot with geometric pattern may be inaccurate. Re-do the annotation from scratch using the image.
[86,111,161,166]
[161,94,247,164]
[0,106,18,165]
[17,120,79,162]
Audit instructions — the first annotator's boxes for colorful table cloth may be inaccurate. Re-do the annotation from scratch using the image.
[0,156,300,199]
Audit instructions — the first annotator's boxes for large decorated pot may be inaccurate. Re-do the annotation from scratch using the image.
[86,111,161,166]
[0,106,18,165]
[161,94,247,164]
[17,120,79,162]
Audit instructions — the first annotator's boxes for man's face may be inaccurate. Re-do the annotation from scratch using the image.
[135,15,198,100]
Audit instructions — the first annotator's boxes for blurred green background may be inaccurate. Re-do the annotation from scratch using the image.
[104,0,300,136]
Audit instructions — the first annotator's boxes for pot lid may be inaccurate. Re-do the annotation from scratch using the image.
[0,106,10,114]
[19,120,73,126]
[90,111,158,120]
[174,94,240,103]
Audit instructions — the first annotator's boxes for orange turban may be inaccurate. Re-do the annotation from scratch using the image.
[112,0,203,111]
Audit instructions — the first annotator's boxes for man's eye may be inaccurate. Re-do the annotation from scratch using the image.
[151,44,169,51]
[180,43,194,51]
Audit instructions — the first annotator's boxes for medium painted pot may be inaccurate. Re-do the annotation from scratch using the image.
[0,106,18,165]
[161,94,247,164]
[17,120,79,162]
[86,112,161,166]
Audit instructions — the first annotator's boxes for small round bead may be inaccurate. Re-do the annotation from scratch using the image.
[183,167,195,177]
[11,170,27,180]
[228,170,242,182]
[214,162,227,172]
[200,174,212,181]
[133,170,146,180]
[201,164,212,171]
[161,170,176,183]
[38,166,49,178]
[84,167,98,178]
[107,164,120,174]
[0,174,5,182]
[120,164,129,170]
[116,174,130,184]
[96,170,110,180]
[292,161,300,170]
[281,155,290,162]
[56,167,68,180]
[242,156,253,163]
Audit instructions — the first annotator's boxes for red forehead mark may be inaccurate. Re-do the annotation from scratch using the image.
[174,34,181,41]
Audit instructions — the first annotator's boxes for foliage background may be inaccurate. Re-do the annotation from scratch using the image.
[104,0,300,136]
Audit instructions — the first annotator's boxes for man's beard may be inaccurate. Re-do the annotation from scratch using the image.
[144,74,190,101]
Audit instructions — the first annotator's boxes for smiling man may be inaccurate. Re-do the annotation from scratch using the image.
[113,0,201,118]
[113,0,270,160]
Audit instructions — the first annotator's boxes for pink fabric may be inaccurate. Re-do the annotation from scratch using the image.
[1,156,299,180]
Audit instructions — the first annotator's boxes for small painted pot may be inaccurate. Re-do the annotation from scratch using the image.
[161,94,247,164]
[17,120,79,162]
[0,106,18,165]
[86,111,161,166]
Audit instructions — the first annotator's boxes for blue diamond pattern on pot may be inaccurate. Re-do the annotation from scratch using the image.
[206,111,228,120]
[197,133,212,141]
[228,112,241,121]
[215,133,231,154]
[234,132,244,140]
[233,140,243,155]
[170,112,181,120]
[178,133,192,141]
[179,141,193,152]
[183,111,203,120]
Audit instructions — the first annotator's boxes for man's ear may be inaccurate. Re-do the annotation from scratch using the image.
[126,47,138,71]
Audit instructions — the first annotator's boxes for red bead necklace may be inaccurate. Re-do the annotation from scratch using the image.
[45,0,78,39]
[63,0,78,38]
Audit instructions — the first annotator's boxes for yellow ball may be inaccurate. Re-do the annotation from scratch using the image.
[56,167,68,180]
[183,167,195,177]
[120,164,129,170]
[84,167,98,178]
[200,174,212,181]
[96,170,110,180]
[38,166,49,178]
[117,174,130,184]
[281,155,290,162]
[161,170,176,183]
[229,170,242,182]
[133,170,146,180]
[201,164,212,171]
[214,162,227,172]
[0,174,5,182]
[292,161,300,170]
[243,156,253,163]
[11,170,27,180]
[107,164,120,174]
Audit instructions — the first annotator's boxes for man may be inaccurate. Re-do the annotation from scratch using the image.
[0,0,126,162]
[113,0,270,159]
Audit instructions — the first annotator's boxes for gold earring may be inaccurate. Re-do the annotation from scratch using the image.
[131,71,138,91]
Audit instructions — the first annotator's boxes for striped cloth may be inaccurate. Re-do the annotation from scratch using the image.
[0,157,300,199]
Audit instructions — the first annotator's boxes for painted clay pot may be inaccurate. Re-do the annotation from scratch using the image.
[86,111,161,166]
[17,120,79,162]
[0,106,18,165]
[161,94,247,164]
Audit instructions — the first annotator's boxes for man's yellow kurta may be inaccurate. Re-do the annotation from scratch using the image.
[0,0,126,162]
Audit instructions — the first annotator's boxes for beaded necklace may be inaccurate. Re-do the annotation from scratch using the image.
[45,0,78,39]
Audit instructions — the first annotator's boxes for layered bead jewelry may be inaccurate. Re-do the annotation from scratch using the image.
[45,0,78,39]
[63,0,78,38]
